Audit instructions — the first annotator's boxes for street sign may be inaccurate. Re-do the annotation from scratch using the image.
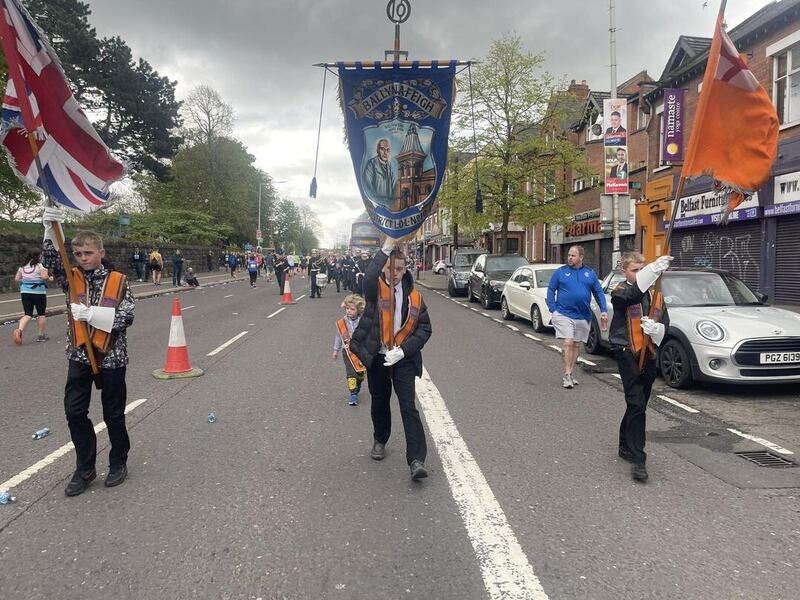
[256,229,262,240]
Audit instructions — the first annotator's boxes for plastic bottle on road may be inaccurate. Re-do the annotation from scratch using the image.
[0,491,16,504]
[32,427,50,440]
[207,412,216,423]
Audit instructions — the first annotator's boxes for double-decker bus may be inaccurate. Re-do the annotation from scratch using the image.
[350,215,381,255]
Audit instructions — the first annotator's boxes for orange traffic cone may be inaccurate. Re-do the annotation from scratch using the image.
[280,276,297,305]
[152,298,204,379]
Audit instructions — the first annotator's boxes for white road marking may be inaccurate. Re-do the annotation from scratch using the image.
[207,331,248,356]
[492,318,503,324]
[295,294,306,300]
[470,307,480,312]
[612,373,621,379]
[727,428,794,455]
[0,399,147,492]
[657,394,700,414]
[267,308,285,319]
[223,294,234,298]
[505,325,520,332]
[524,333,541,341]
[577,357,596,366]
[481,312,491,317]
[182,305,196,311]
[416,368,549,599]
[549,345,563,353]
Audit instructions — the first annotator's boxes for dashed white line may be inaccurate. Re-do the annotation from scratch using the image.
[182,305,196,311]
[505,324,520,332]
[295,294,306,300]
[492,318,503,324]
[223,294,234,298]
[0,399,148,492]
[207,331,248,356]
[612,373,621,379]
[524,333,541,341]
[727,428,794,455]
[470,307,480,312]
[481,312,491,317]
[657,394,700,414]
[267,308,285,319]
[577,357,596,366]
[549,344,563,353]
[416,368,549,599]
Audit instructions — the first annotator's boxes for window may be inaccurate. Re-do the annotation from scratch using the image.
[773,45,800,124]
[506,238,520,254]
[590,176,599,187]
[637,105,649,130]
[544,171,556,201]
[573,178,586,192]
[655,102,670,167]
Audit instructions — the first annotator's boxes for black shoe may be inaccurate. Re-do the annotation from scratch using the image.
[410,460,428,480]
[631,463,648,482]
[618,447,635,462]
[104,464,128,488]
[371,441,386,461]
[65,469,96,496]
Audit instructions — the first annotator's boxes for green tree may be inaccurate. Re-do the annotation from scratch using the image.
[0,160,41,221]
[446,35,587,254]
[272,198,302,251]
[181,85,235,146]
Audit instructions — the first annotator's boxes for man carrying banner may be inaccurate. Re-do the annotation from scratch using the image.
[350,238,431,480]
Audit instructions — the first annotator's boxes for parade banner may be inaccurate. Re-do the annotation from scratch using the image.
[338,61,456,239]
[603,98,628,194]
[662,88,684,162]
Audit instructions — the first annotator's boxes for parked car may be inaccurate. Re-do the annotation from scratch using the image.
[466,254,530,309]
[447,248,484,297]
[433,259,448,274]
[588,267,800,388]
[500,264,562,331]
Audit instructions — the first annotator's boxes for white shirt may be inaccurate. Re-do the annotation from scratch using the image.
[379,280,404,354]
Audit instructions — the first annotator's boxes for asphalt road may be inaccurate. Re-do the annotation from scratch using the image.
[0,272,798,599]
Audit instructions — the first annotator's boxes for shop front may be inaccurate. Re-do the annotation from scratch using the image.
[764,170,800,304]
[550,209,635,277]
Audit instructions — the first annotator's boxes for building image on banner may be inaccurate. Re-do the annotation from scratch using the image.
[339,63,456,239]
[603,98,628,195]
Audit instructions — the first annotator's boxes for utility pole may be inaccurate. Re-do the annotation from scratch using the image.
[609,0,621,270]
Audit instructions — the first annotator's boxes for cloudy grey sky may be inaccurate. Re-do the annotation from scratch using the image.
[84,0,773,246]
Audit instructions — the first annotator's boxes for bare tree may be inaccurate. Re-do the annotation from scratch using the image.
[181,85,235,145]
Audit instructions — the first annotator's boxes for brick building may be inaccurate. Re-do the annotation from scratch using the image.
[639,0,800,304]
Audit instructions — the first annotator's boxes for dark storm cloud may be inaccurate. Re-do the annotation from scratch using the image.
[83,0,771,243]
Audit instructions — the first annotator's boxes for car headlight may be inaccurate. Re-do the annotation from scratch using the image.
[490,280,504,290]
[696,320,724,342]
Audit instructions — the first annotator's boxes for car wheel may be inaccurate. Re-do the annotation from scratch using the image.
[585,318,602,355]
[480,287,492,309]
[447,280,458,297]
[500,297,515,320]
[531,304,545,333]
[659,339,693,389]
[467,282,477,302]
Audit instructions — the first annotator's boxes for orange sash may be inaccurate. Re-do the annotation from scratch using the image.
[336,318,366,374]
[626,291,659,360]
[378,279,422,348]
[71,268,126,353]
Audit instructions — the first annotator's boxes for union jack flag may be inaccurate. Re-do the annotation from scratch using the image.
[0,0,124,212]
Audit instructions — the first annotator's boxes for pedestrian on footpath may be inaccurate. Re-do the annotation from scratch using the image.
[171,249,184,287]
[610,252,672,482]
[13,249,53,344]
[274,251,289,294]
[185,267,199,288]
[546,245,608,389]
[149,247,163,285]
[228,252,238,278]
[41,213,136,497]
[309,250,326,298]
[246,253,259,288]
[206,251,213,272]
[350,239,432,480]
[130,247,145,282]
[332,294,367,405]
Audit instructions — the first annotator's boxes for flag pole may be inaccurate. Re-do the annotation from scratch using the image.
[0,2,103,386]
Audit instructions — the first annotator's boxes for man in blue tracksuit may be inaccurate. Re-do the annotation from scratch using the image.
[547,245,609,389]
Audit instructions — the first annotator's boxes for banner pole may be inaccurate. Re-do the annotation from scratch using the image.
[0,3,103,387]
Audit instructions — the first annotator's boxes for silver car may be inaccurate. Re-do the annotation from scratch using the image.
[588,268,800,388]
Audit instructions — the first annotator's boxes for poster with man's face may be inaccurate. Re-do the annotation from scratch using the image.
[603,99,628,194]
[605,146,629,194]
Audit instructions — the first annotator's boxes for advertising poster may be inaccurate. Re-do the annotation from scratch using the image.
[603,98,628,194]
[661,88,685,162]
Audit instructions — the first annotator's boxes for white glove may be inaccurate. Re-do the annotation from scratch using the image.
[383,346,405,366]
[70,303,115,333]
[636,255,673,291]
[382,237,397,254]
[42,206,66,244]
[641,316,666,346]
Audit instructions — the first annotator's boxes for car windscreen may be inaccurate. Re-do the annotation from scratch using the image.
[485,256,528,271]
[661,272,762,307]
[454,253,481,268]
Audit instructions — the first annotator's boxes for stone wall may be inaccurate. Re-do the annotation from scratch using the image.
[0,233,223,292]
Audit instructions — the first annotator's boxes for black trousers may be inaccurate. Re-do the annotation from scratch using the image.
[310,271,321,297]
[367,357,427,465]
[276,271,286,294]
[614,349,657,465]
[249,271,257,285]
[64,361,130,474]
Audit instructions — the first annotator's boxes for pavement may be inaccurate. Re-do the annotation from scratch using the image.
[0,271,798,599]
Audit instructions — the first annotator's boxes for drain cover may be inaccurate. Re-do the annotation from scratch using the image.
[735,451,796,468]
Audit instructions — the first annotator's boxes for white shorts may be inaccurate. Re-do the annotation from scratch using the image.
[552,312,591,343]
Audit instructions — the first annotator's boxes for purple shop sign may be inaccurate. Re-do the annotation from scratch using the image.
[662,88,684,162]
[671,206,761,228]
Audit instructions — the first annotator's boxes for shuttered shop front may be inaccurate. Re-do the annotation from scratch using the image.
[671,220,763,292]
[775,214,800,304]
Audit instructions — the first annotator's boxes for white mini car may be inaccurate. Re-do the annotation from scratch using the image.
[433,260,448,274]
[500,263,563,332]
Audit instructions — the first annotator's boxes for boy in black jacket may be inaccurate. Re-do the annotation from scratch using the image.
[350,239,432,480]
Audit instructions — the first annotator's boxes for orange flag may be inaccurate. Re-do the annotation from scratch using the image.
[681,14,779,223]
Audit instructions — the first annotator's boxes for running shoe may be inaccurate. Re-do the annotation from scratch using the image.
[562,373,573,389]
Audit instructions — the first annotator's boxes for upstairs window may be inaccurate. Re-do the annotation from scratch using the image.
[774,44,800,125]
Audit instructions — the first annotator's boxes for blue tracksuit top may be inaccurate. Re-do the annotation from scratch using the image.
[546,265,608,321]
